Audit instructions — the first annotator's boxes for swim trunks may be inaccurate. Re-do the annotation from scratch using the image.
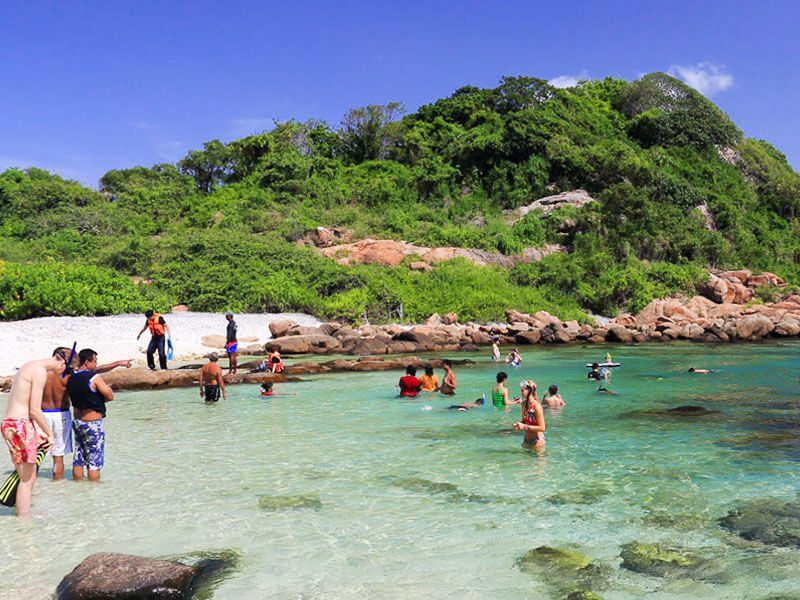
[72,419,105,471]
[2,418,38,464]
[44,409,72,456]
[226,342,238,353]
[204,385,221,403]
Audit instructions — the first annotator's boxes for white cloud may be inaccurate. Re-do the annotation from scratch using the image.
[668,62,733,96]
[548,71,590,89]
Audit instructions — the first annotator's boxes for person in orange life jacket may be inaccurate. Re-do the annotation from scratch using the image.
[268,349,284,373]
[136,310,171,370]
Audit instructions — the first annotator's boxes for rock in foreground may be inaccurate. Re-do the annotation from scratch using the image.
[56,552,195,599]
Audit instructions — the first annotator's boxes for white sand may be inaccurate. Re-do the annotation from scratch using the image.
[0,312,322,376]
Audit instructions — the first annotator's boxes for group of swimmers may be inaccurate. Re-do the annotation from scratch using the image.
[398,361,457,396]
[2,346,133,515]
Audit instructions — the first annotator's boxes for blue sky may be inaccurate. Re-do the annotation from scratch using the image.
[1,1,798,187]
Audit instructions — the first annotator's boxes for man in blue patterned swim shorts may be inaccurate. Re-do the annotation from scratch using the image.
[66,349,114,482]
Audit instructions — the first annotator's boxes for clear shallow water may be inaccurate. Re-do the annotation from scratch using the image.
[1,342,799,599]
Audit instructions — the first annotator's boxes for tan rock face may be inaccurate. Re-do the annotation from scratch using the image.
[443,312,458,325]
[269,319,296,338]
[735,314,775,340]
[265,334,342,354]
[201,334,226,348]
[699,274,735,304]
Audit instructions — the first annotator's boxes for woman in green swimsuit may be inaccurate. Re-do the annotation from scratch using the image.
[492,372,520,408]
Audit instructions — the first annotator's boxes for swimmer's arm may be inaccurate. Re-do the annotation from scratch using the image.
[95,360,132,374]
[219,372,227,400]
[199,370,206,396]
[136,322,148,340]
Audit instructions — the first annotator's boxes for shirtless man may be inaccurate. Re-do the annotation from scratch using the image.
[2,353,63,515]
[200,353,227,403]
[43,347,131,480]
[440,360,457,395]
[543,384,566,408]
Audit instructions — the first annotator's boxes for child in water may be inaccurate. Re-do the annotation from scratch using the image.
[505,348,522,368]
[260,382,298,397]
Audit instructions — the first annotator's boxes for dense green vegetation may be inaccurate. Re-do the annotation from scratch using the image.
[1,73,798,322]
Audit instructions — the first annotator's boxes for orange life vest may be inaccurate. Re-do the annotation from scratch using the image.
[147,313,166,336]
[268,350,284,372]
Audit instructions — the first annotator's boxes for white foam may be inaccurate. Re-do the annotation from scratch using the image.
[0,312,321,376]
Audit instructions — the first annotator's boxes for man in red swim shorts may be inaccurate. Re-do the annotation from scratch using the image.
[2,353,63,516]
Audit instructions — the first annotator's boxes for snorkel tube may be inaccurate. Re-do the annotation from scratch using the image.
[61,342,77,378]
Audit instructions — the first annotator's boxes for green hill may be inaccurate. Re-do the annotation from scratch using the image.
[1,73,798,322]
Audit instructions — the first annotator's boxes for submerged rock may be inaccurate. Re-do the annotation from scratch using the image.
[516,545,611,594]
[619,541,729,582]
[546,488,610,505]
[55,552,195,599]
[619,405,722,419]
[719,498,800,548]
[620,541,697,576]
[257,494,322,511]
[383,476,495,503]
[173,550,241,600]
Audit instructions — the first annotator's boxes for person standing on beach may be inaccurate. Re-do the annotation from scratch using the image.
[2,354,61,515]
[67,349,116,482]
[42,347,131,480]
[199,352,227,403]
[440,360,457,395]
[137,310,171,371]
[225,311,238,374]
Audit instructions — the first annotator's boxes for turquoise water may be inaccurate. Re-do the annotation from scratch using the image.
[1,342,799,598]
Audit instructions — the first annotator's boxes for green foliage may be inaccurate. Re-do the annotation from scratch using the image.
[1,72,798,323]
[0,261,157,319]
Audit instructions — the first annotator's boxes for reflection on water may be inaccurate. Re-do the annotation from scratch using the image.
[0,341,799,598]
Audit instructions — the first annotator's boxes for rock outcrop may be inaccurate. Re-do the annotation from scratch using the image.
[56,552,195,599]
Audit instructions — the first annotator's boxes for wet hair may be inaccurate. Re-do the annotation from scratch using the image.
[442,359,452,368]
[496,371,507,383]
[475,396,485,405]
[592,362,600,369]
[406,365,417,376]
[145,309,154,318]
[688,367,695,372]
[548,385,558,395]
[77,348,97,366]
[52,346,71,358]
[261,382,273,391]
[424,364,434,376]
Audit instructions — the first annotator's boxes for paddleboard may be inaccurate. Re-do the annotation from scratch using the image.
[0,444,49,507]
[586,362,621,368]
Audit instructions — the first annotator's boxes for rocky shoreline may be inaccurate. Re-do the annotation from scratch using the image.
[257,270,800,355]
[1,270,797,393]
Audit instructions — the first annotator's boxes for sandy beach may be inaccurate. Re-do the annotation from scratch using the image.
[0,311,321,377]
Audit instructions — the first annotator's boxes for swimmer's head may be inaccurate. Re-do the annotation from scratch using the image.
[261,382,273,391]
[476,396,485,405]
[496,371,508,383]
[520,380,536,391]
[225,311,234,319]
[208,352,219,361]
[145,309,154,318]
[548,384,558,395]
[424,364,434,376]
[442,359,452,368]
[406,365,417,376]
[592,362,600,369]
[688,367,695,372]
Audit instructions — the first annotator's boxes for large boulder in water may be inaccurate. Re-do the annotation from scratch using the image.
[619,542,729,582]
[736,314,775,340]
[55,552,195,599]
[719,497,800,548]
